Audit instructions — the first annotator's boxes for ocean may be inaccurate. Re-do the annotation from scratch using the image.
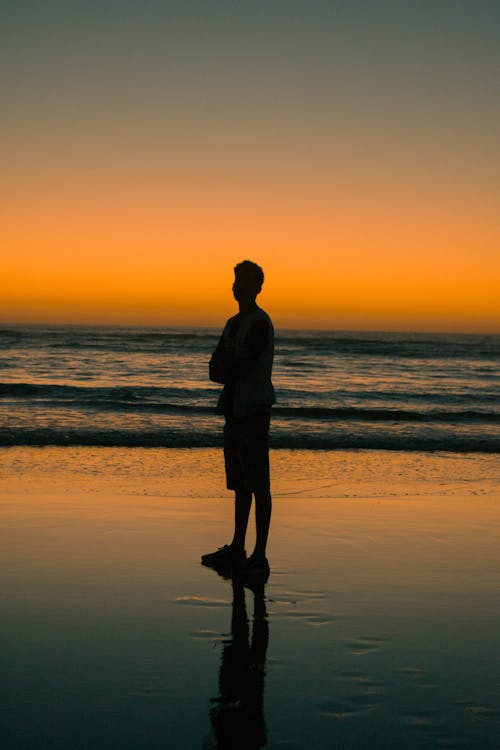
[0,326,498,452]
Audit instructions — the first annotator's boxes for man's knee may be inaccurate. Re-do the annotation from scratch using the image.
[235,489,252,504]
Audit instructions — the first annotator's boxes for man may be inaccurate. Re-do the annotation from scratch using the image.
[202,260,275,575]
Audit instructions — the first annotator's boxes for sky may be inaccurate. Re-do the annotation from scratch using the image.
[2,0,499,331]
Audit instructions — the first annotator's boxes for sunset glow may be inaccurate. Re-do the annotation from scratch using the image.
[3,1,499,331]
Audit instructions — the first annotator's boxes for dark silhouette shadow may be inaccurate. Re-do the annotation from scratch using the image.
[203,260,275,573]
[206,574,269,749]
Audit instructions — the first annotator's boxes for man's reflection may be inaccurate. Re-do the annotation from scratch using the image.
[208,575,269,749]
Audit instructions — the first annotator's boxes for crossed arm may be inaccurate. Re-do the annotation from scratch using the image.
[209,319,269,384]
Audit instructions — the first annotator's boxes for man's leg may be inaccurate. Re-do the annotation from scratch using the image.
[201,419,250,563]
[232,489,252,552]
[201,491,250,564]
[252,489,272,561]
[244,412,271,563]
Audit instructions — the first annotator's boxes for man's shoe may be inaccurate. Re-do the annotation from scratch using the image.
[232,555,270,577]
[201,545,246,566]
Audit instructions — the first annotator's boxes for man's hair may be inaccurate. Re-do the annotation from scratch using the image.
[234,260,264,287]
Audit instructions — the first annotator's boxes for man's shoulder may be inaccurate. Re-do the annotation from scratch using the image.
[223,309,273,335]
[223,313,240,327]
[254,306,272,321]
[245,310,274,347]
[221,313,241,338]
[254,307,274,329]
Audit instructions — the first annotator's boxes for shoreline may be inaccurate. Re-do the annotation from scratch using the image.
[1,445,498,500]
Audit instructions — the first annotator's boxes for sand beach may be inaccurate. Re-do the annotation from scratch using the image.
[1,447,499,749]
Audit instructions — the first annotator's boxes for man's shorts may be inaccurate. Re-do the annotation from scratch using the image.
[223,412,271,493]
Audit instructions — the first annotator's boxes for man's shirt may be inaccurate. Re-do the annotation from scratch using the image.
[209,308,275,418]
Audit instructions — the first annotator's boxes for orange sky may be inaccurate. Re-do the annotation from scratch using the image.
[2,1,499,332]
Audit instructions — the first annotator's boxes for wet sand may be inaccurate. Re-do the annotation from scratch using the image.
[1,448,500,749]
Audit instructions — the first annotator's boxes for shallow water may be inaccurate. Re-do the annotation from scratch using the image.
[2,449,500,748]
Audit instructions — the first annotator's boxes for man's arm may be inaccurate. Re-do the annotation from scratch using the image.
[209,336,232,384]
[231,319,269,379]
[209,319,269,384]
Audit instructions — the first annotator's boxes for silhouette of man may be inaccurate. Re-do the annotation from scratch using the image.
[202,260,275,575]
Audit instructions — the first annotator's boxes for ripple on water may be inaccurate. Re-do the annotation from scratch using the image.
[460,703,500,722]
[189,629,227,641]
[340,670,383,687]
[280,609,335,626]
[270,589,326,603]
[402,710,444,734]
[397,666,427,677]
[340,635,387,654]
[319,691,384,718]
[397,666,437,689]
[174,595,229,607]
[319,671,385,718]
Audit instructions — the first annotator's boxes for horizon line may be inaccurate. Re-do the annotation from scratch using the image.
[1,320,498,337]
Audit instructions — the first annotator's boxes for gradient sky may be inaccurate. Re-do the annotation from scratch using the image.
[2,0,499,331]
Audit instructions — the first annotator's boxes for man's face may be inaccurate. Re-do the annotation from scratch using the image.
[232,272,260,303]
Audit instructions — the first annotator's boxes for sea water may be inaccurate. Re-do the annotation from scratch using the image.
[0,326,498,451]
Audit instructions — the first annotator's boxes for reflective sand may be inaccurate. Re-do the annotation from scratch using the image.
[1,448,500,749]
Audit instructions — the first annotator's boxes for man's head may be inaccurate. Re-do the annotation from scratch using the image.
[233,260,264,304]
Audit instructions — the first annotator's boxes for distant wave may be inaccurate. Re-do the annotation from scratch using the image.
[0,382,216,403]
[274,407,500,424]
[0,328,218,354]
[1,328,498,359]
[278,337,500,360]
[0,383,500,424]
[1,383,498,423]
[0,428,497,452]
